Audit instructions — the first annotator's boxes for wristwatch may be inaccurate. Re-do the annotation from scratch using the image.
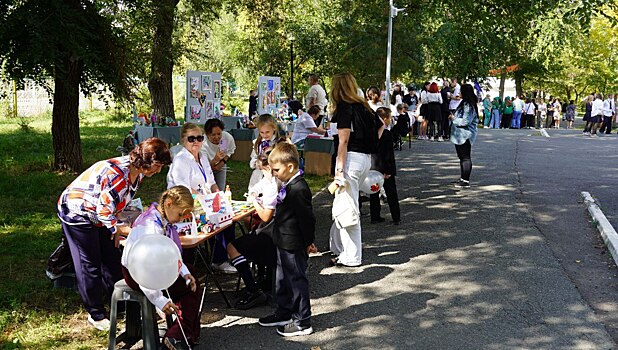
[336,167,344,173]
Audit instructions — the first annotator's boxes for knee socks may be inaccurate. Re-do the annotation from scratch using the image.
[231,255,258,293]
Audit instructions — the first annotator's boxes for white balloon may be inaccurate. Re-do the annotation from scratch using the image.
[360,170,385,194]
[127,234,181,290]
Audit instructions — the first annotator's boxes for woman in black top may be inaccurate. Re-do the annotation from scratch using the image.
[329,72,382,267]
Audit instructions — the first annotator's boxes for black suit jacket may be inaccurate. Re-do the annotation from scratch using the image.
[272,175,316,251]
[372,129,396,176]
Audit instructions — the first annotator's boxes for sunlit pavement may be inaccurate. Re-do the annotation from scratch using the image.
[200,126,618,349]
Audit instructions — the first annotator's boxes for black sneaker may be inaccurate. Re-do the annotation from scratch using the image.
[259,313,292,327]
[234,290,267,310]
[454,180,470,188]
[277,322,314,337]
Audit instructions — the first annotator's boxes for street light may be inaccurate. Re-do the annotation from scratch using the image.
[288,33,295,100]
[385,0,405,106]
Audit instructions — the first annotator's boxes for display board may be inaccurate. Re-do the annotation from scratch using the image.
[186,70,223,123]
[257,76,281,115]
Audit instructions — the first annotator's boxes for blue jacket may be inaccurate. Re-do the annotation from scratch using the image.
[450,102,478,145]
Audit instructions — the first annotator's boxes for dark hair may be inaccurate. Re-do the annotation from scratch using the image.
[460,84,479,116]
[308,74,319,83]
[307,105,321,116]
[130,138,172,169]
[376,107,391,119]
[204,118,225,134]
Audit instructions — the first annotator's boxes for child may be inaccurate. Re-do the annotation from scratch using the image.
[121,185,201,349]
[227,150,279,309]
[391,103,411,147]
[258,142,316,337]
[370,108,401,225]
[248,114,279,190]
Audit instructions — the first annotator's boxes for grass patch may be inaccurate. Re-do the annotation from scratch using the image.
[0,110,330,349]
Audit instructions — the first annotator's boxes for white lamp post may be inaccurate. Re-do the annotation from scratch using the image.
[385,0,405,106]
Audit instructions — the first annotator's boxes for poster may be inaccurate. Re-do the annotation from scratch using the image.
[205,100,214,119]
[213,80,221,100]
[186,70,222,123]
[214,102,221,119]
[190,77,200,98]
[257,76,281,115]
[190,105,201,120]
[201,75,212,91]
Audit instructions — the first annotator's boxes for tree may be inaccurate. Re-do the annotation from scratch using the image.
[0,0,131,172]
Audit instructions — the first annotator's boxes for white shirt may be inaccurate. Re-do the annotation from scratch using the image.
[425,92,443,104]
[167,147,217,195]
[200,131,236,161]
[538,103,547,116]
[420,90,428,105]
[592,99,604,116]
[249,135,278,169]
[513,98,525,112]
[603,99,615,116]
[291,112,319,144]
[523,102,536,115]
[368,100,384,112]
[305,84,327,113]
[121,216,189,310]
[449,83,462,110]
[248,175,279,210]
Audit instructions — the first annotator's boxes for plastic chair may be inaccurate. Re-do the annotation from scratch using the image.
[108,280,160,350]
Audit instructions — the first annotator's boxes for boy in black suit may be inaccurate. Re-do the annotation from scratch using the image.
[258,142,316,337]
[370,107,401,225]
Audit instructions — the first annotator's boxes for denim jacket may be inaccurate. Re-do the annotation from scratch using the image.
[450,102,478,145]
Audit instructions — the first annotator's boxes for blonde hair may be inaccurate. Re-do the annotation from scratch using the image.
[254,114,278,153]
[268,142,299,169]
[180,122,203,140]
[329,73,370,116]
[160,185,194,218]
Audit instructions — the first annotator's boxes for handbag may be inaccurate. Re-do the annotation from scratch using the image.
[332,187,360,229]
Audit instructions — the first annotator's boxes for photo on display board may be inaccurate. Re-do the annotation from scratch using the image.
[190,77,200,98]
[201,75,212,91]
[276,82,280,92]
[214,102,221,119]
[213,80,221,100]
[262,82,267,91]
[205,100,214,119]
[190,105,201,120]
[268,79,274,91]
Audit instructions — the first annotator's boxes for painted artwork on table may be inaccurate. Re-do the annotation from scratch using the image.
[213,80,221,100]
[190,105,201,120]
[205,100,214,119]
[214,102,221,119]
[201,75,212,91]
[190,77,200,98]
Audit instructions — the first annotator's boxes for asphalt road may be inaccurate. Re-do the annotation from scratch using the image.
[198,126,618,350]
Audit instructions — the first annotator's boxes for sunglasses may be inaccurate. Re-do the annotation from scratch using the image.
[187,135,204,143]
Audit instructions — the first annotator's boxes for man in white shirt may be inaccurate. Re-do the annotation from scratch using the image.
[599,94,615,134]
[512,96,525,129]
[587,94,604,137]
[448,78,462,112]
[305,74,328,126]
[291,106,327,147]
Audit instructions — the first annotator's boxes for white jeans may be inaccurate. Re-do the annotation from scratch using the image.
[329,152,371,266]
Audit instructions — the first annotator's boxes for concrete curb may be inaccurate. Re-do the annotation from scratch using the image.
[540,128,550,138]
[581,191,618,267]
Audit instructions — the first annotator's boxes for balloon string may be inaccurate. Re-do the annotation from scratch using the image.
[166,288,191,350]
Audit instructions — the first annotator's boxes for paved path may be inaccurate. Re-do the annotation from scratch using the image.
[199,128,618,349]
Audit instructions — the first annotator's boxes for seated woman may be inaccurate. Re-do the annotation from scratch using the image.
[168,123,236,273]
[121,186,200,349]
[202,118,236,190]
[291,105,328,148]
[226,151,279,309]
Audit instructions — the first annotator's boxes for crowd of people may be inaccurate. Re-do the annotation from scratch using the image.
[54,72,484,349]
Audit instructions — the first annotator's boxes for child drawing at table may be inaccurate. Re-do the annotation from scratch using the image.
[227,150,280,309]
[121,185,201,349]
[248,114,279,190]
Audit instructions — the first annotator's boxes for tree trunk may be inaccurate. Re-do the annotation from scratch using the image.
[499,69,506,100]
[148,0,179,120]
[51,53,83,172]
[514,71,523,97]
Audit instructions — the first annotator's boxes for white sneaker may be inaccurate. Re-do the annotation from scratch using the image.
[212,261,237,274]
[430,136,435,141]
[438,136,444,142]
[88,315,110,331]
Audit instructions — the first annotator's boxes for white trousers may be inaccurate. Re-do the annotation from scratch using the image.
[329,152,371,266]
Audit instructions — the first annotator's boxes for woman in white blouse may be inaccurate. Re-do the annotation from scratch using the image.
[167,122,218,195]
[202,118,236,190]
